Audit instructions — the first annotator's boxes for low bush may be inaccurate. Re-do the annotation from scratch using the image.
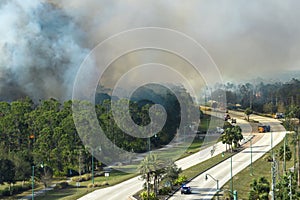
[139,191,158,200]
[0,183,32,197]
[174,175,187,186]
[71,176,82,182]
[82,174,91,181]
[101,181,109,186]
[71,173,92,182]
[1,188,10,196]
[158,187,171,195]
[54,181,68,189]
[87,181,108,188]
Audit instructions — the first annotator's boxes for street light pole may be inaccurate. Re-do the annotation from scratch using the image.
[92,149,94,185]
[271,131,276,200]
[289,175,292,200]
[205,174,219,200]
[31,165,34,200]
[230,156,233,194]
[284,135,286,174]
[183,126,186,143]
[250,137,253,176]
[148,137,150,153]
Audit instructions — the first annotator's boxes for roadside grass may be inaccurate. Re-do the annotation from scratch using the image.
[1,182,46,199]
[219,133,295,200]
[34,170,137,200]
[0,181,30,190]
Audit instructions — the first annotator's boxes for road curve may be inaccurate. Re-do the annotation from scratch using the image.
[169,114,285,200]
[78,111,254,200]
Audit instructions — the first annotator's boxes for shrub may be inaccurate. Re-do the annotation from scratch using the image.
[54,181,68,189]
[71,176,82,182]
[158,187,171,195]
[139,191,158,200]
[72,174,92,182]
[53,170,66,177]
[101,181,109,186]
[87,183,94,188]
[87,182,104,188]
[174,175,187,186]
[1,188,10,196]
[82,174,91,181]
[95,171,104,177]
[0,184,32,197]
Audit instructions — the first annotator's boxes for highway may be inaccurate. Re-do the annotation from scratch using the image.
[169,113,285,200]
[78,112,283,200]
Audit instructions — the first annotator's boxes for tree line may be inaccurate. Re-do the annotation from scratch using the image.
[211,78,300,118]
[0,84,198,190]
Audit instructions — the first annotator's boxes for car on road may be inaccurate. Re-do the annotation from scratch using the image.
[274,112,284,119]
[181,185,192,194]
[258,124,271,133]
[231,118,236,123]
[224,114,231,121]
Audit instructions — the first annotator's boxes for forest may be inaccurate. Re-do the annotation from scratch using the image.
[211,78,300,117]
[0,78,299,190]
[0,84,197,187]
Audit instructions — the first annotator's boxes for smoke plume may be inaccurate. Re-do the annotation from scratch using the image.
[2,0,300,101]
[52,0,300,82]
[0,0,89,101]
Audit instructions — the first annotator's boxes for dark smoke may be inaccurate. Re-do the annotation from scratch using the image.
[0,0,89,101]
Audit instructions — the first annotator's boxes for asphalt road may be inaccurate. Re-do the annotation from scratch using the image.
[78,111,255,200]
[169,113,286,200]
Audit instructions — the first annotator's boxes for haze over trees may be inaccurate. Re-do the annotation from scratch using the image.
[210,78,300,116]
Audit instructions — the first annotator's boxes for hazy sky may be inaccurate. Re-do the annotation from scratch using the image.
[54,0,300,82]
[1,0,300,100]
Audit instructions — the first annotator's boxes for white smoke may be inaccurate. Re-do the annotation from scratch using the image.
[0,0,89,101]
[52,0,300,83]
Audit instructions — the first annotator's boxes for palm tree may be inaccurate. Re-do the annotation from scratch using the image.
[139,154,153,198]
[249,177,270,200]
[163,160,182,188]
[221,128,234,151]
[138,154,164,197]
[221,126,243,151]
